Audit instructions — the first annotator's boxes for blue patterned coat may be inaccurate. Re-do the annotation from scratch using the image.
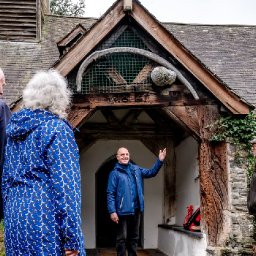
[2,108,85,255]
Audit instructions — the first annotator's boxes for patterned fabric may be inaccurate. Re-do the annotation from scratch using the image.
[2,108,85,255]
[0,99,12,219]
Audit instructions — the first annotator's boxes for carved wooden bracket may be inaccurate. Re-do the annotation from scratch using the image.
[165,105,220,140]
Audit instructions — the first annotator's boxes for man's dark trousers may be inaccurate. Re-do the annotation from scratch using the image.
[116,211,141,256]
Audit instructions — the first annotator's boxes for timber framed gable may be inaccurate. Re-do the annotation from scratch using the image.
[51,0,253,248]
[2,0,254,253]
[53,0,250,116]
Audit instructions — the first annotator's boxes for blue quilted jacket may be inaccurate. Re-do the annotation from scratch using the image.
[107,159,163,216]
[2,108,85,255]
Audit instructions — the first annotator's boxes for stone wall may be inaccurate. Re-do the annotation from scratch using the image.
[207,144,254,256]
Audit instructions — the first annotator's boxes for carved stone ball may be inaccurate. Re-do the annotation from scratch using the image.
[151,66,176,87]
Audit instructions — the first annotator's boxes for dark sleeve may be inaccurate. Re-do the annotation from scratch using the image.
[0,101,12,172]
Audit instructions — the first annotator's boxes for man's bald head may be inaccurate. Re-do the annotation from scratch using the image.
[117,147,128,155]
[116,147,130,165]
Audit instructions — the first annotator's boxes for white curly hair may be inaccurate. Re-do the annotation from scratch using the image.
[23,69,71,119]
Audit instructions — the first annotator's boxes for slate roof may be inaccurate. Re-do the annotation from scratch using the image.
[163,23,256,107]
[0,14,255,108]
[0,15,96,106]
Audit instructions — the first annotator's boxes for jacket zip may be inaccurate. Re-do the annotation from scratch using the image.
[134,173,140,209]
[120,197,124,209]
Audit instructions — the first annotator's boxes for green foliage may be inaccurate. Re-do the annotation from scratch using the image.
[0,220,4,255]
[50,0,86,17]
[210,112,256,145]
[210,111,256,177]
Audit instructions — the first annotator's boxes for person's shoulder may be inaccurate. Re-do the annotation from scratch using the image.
[0,100,11,118]
[45,118,72,131]
[0,99,9,109]
[40,118,74,146]
[109,168,119,180]
[40,118,73,140]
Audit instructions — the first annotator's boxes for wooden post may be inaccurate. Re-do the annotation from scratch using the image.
[199,141,229,245]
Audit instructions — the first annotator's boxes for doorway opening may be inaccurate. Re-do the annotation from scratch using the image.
[96,157,117,247]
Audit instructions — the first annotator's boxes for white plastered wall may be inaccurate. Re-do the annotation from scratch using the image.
[80,139,164,248]
[158,136,206,256]
[158,228,207,256]
[175,136,200,225]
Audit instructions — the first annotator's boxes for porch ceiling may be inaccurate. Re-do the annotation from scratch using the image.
[75,107,187,149]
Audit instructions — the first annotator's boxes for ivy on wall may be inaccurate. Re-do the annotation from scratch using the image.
[210,112,256,177]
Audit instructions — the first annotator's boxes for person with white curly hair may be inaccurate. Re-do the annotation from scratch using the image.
[2,70,86,256]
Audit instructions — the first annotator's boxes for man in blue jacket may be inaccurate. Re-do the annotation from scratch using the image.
[107,147,166,256]
[0,68,11,220]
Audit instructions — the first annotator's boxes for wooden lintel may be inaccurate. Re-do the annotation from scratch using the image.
[53,1,125,76]
[87,92,169,108]
[89,101,168,109]
[80,134,173,141]
[80,132,174,138]
[130,3,250,114]
[80,123,173,134]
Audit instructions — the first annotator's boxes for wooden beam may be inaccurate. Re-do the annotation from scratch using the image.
[130,2,250,114]
[107,68,127,85]
[101,109,120,126]
[80,123,174,136]
[199,141,229,246]
[133,63,152,83]
[145,109,169,127]
[87,93,169,109]
[120,109,142,125]
[68,107,94,128]
[165,105,220,139]
[80,133,172,140]
[53,0,125,76]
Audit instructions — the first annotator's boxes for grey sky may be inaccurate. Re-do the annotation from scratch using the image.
[83,0,256,25]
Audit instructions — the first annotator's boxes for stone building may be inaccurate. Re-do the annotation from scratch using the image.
[0,0,256,255]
